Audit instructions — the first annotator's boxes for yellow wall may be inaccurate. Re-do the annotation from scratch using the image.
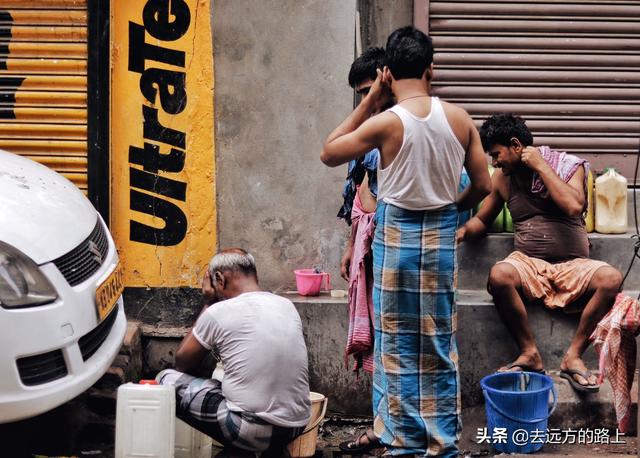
[111,0,215,287]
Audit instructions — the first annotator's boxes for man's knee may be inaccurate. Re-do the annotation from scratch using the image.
[591,266,623,297]
[156,368,183,385]
[487,263,519,295]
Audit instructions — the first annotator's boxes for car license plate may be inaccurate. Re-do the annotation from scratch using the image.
[96,262,124,321]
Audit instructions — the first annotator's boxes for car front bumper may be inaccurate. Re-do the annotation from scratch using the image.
[0,219,126,423]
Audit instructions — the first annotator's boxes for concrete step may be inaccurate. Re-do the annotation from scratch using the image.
[288,289,639,415]
[457,289,639,405]
[458,232,640,290]
[459,188,640,290]
[290,293,372,415]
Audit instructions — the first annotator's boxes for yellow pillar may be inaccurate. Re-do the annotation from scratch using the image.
[111,0,216,287]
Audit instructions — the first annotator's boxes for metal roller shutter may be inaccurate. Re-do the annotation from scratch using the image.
[0,0,87,191]
[424,0,640,178]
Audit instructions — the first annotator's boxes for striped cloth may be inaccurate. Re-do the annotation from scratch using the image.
[372,202,461,457]
[531,146,589,211]
[157,369,304,455]
[591,294,640,433]
[346,189,376,373]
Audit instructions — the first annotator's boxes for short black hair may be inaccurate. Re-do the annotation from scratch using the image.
[348,47,386,88]
[385,26,433,80]
[479,113,534,151]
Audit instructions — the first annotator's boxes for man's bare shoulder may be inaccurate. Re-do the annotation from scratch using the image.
[440,100,471,119]
[368,109,402,125]
[361,110,403,136]
[440,99,473,147]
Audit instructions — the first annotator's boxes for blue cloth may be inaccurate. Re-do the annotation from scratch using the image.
[337,149,379,225]
[372,202,461,457]
[457,168,471,226]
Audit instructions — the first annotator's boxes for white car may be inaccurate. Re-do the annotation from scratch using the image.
[0,150,126,423]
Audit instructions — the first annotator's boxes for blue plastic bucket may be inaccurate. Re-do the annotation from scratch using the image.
[480,371,557,454]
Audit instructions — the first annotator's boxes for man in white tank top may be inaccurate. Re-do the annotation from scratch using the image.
[321,27,491,457]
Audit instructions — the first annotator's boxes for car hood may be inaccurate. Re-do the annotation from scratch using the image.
[0,150,97,264]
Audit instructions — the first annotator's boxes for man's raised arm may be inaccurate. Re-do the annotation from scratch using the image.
[522,147,585,217]
[457,170,506,243]
[321,69,392,167]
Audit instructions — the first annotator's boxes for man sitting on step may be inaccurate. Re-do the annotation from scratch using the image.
[157,248,311,456]
[457,113,623,393]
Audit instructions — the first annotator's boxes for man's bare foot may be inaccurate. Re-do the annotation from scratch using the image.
[560,353,598,387]
[497,351,544,373]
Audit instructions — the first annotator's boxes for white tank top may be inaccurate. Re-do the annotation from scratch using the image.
[378,96,466,211]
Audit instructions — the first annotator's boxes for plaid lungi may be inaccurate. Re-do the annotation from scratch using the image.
[157,369,304,454]
[372,202,461,457]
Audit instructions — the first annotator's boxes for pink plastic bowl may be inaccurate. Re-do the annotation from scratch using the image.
[294,269,331,296]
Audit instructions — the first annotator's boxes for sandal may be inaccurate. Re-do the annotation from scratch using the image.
[338,429,380,454]
[560,368,600,393]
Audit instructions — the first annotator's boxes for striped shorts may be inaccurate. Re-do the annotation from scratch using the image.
[157,369,304,455]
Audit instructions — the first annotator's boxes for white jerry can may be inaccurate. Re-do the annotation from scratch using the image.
[595,168,628,234]
[115,381,176,458]
[175,418,214,458]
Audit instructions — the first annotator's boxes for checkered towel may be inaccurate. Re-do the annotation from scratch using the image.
[345,190,376,373]
[591,294,640,433]
[531,146,589,212]
[372,202,461,457]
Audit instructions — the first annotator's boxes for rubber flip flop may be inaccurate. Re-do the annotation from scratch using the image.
[560,369,600,393]
[338,430,380,454]
[497,362,546,374]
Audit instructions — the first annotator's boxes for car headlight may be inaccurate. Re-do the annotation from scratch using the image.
[0,241,58,308]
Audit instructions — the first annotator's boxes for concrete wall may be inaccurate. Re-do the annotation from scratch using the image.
[358,0,413,49]
[213,0,356,291]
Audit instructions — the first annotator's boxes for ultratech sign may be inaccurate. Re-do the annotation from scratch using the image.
[112,0,215,287]
[127,1,189,247]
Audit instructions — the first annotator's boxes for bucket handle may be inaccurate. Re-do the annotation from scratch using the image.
[322,273,331,292]
[302,397,328,434]
[482,384,557,425]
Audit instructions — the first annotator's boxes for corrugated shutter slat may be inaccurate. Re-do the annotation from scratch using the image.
[0,1,87,191]
[0,1,85,8]
[429,0,640,178]
[431,3,640,17]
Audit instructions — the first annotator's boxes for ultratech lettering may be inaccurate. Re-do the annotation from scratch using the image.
[127,0,190,246]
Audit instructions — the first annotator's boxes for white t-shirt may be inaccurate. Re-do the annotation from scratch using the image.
[192,291,311,428]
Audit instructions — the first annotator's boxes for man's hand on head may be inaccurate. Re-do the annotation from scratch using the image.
[366,68,393,114]
[202,269,217,305]
[520,146,548,173]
